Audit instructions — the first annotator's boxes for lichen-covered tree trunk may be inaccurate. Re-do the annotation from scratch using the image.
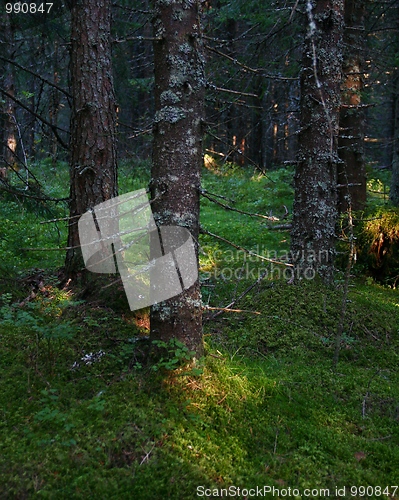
[337,0,367,212]
[390,75,399,205]
[65,0,117,276]
[150,0,205,356]
[291,0,344,283]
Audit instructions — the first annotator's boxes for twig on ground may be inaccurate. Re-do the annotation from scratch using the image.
[207,270,272,320]
[204,306,261,315]
[140,443,155,465]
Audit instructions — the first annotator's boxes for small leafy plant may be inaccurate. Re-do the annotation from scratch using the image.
[0,292,77,341]
[151,338,197,372]
[0,293,77,373]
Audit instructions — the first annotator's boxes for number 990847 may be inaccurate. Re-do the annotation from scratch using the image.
[6,3,53,14]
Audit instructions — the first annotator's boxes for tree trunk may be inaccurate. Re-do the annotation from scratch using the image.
[150,0,205,357]
[65,0,117,276]
[24,37,37,162]
[390,75,399,205]
[224,18,246,166]
[337,0,366,212]
[50,41,61,168]
[291,0,344,284]
[249,78,265,171]
[1,14,17,173]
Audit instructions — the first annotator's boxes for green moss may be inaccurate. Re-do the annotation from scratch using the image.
[1,277,398,497]
[1,160,399,496]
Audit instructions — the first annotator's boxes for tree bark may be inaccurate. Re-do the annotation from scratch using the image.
[65,0,117,276]
[150,0,205,357]
[390,75,399,205]
[49,41,61,168]
[337,0,366,212]
[291,0,344,284]
[1,14,17,172]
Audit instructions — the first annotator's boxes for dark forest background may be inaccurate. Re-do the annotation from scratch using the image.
[1,0,398,179]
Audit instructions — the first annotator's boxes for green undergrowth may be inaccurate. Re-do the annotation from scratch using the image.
[353,208,399,285]
[0,159,152,276]
[201,163,293,250]
[200,164,293,306]
[0,278,398,498]
[340,166,399,285]
[0,159,69,273]
[1,160,399,497]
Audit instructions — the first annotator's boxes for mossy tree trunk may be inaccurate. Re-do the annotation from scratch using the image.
[65,0,117,277]
[291,0,344,284]
[150,0,205,357]
[337,0,367,212]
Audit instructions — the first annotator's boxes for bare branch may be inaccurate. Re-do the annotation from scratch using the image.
[0,55,71,99]
[204,306,261,315]
[0,183,69,203]
[207,83,259,98]
[205,44,299,81]
[200,188,280,221]
[200,226,293,267]
[0,87,69,150]
[206,270,272,320]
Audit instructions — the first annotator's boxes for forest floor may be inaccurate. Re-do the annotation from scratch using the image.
[0,160,398,499]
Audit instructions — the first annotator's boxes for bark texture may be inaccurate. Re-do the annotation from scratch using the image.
[65,0,117,276]
[1,14,17,172]
[390,76,399,206]
[150,0,205,356]
[291,0,344,283]
[337,0,366,212]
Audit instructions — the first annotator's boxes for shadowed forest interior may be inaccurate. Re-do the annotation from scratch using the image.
[0,1,399,498]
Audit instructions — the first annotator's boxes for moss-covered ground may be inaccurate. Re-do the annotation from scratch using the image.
[0,160,398,499]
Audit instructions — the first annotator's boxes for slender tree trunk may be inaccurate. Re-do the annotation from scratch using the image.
[249,78,264,170]
[150,0,205,356]
[24,37,37,162]
[224,18,245,166]
[50,42,61,168]
[65,0,117,276]
[291,0,344,283]
[390,75,399,205]
[1,14,17,173]
[337,0,366,212]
